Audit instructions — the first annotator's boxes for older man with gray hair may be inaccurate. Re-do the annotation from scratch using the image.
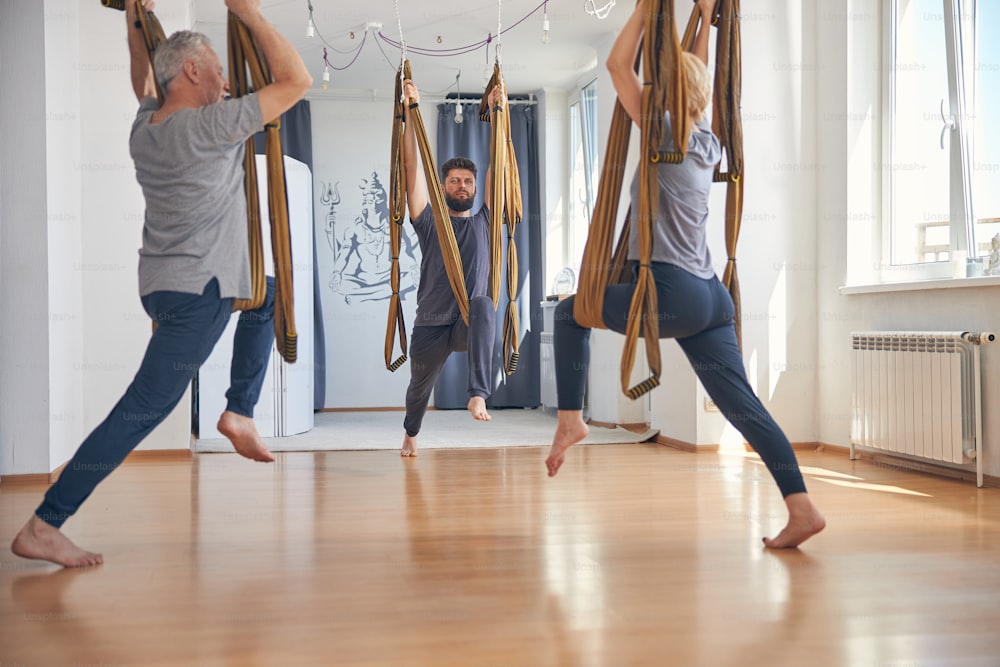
[11,0,311,568]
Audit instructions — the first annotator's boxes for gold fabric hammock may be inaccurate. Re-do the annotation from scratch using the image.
[384,70,411,372]
[710,0,746,346]
[226,12,297,363]
[574,0,744,398]
[385,61,523,376]
[479,63,523,375]
[384,60,471,371]
[104,0,297,363]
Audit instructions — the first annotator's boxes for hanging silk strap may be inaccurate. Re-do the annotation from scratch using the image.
[104,0,167,101]
[227,11,297,363]
[397,60,471,328]
[573,94,635,333]
[712,0,746,349]
[480,63,523,375]
[384,72,409,371]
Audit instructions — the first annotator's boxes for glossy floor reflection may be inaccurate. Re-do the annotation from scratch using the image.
[3,444,1000,666]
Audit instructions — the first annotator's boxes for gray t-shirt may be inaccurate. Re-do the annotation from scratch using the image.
[129,94,264,298]
[410,203,491,327]
[627,115,722,279]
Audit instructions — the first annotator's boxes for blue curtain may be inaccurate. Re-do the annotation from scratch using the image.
[253,99,327,410]
[432,99,542,409]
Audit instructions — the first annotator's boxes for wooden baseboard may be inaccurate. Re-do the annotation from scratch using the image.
[2,461,67,485]
[653,435,713,453]
[2,449,192,485]
[780,442,999,489]
[653,437,999,487]
[124,449,193,463]
[656,438,864,457]
[845,447,999,488]
[1,471,58,485]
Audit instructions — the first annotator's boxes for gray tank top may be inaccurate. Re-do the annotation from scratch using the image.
[627,115,722,279]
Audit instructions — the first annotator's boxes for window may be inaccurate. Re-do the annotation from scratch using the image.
[884,0,998,276]
[566,80,599,285]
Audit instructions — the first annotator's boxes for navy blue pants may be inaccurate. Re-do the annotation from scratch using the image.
[36,277,276,528]
[555,263,807,497]
[403,295,495,437]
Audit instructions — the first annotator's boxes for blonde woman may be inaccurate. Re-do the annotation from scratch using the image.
[545,0,825,548]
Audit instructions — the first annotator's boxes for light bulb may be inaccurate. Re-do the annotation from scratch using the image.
[322,67,330,90]
[542,2,550,44]
[306,18,315,38]
[454,101,464,124]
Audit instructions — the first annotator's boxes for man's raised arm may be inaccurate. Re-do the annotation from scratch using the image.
[402,79,428,220]
[225,0,312,122]
[125,0,157,102]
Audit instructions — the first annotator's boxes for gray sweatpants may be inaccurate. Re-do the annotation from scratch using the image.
[403,295,495,436]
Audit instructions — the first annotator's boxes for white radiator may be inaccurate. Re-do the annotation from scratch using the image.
[850,331,995,486]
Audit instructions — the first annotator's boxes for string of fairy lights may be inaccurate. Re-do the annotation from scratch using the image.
[305,0,618,91]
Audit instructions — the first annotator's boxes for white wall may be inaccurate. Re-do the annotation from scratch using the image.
[1,1,194,476]
[737,1,820,445]
[45,0,86,472]
[310,97,423,408]
[817,0,1000,477]
[81,2,194,455]
[538,88,568,296]
[1,0,53,474]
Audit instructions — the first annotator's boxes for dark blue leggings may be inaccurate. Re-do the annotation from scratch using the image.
[555,263,807,497]
[36,277,276,528]
[403,295,495,436]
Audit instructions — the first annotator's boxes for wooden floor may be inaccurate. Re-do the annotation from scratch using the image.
[2,442,1000,667]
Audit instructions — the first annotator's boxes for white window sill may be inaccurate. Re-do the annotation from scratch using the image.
[840,274,1000,295]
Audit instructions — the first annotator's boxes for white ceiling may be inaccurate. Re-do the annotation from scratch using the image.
[192,0,631,102]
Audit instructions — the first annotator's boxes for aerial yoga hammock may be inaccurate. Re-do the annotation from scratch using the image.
[385,7,523,376]
[480,58,524,376]
[102,0,299,364]
[573,0,743,399]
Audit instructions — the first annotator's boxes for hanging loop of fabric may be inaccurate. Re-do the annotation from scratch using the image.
[711,0,745,348]
[386,69,410,371]
[479,59,523,376]
[227,10,297,362]
[385,60,474,371]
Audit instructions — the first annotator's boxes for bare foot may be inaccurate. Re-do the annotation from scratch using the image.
[11,515,103,568]
[217,411,275,463]
[545,410,589,478]
[401,433,418,457]
[763,492,826,548]
[468,396,491,422]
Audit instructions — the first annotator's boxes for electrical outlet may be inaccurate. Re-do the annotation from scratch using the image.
[704,397,720,412]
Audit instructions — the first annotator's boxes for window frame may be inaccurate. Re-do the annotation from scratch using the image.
[880,0,984,281]
[564,78,600,284]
